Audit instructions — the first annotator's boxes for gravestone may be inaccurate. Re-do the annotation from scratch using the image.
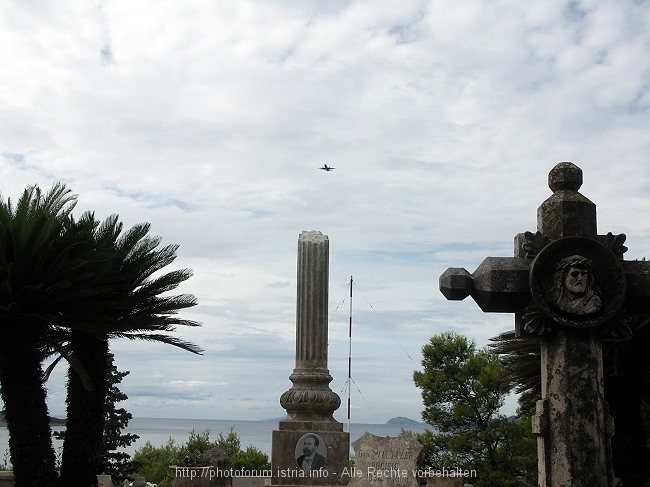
[440,162,650,487]
[349,432,422,487]
[96,474,113,487]
[271,231,350,486]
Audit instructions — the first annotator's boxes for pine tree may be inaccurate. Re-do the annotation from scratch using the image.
[101,353,140,483]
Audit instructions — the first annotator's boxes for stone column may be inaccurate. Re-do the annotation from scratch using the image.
[296,230,329,366]
[532,163,612,487]
[279,231,340,424]
[271,231,349,486]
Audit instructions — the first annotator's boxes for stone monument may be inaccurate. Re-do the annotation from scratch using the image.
[439,162,650,487]
[271,231,350,486]
[349,432,423,487]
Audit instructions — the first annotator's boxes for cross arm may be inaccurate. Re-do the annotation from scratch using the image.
[440,257,531,313]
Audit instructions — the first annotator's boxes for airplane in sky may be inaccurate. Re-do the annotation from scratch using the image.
[320,164,336,171]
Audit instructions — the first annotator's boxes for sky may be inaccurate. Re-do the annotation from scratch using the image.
[1,0,650,425]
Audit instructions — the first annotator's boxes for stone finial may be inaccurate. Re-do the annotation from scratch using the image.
[548,162,582,192]
[538,162,596,239]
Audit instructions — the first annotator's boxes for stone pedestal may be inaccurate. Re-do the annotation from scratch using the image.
[0,471,14,487]
[272,427,350,486]
[271,232,349,486]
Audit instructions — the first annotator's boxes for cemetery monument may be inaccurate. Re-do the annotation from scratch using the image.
[349,432,424,487]
[439,162,650,486]
[271,231,350,486]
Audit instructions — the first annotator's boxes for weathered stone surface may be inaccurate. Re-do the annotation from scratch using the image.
[548,161,582,191]
[349,432,422,487]
[439,162,650,486]
[470,257,530,312]
[438,268,472,301]
[97,475,113,487]
[440,257,530,313]
[538,162,596,239]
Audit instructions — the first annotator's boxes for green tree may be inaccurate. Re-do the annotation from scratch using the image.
[232,446,271,471]
[132,438,179,487]
[413,331,536,487]
[101,353,140,482]
[0,184,100,486]
[0,183,202,486]
[52,353,140,482]
[59,216,202,487]
[215,427,270,471]
[214,428,241,459]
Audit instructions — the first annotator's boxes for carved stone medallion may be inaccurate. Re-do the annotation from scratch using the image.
[529,237,626,328]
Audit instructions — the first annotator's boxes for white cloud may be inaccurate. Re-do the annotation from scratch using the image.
[1,0,650,430]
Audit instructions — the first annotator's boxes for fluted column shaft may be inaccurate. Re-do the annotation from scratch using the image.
[296,231,329,367]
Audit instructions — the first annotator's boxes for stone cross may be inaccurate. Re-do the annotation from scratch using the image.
[439,163,650,487]
[271,231,349,486]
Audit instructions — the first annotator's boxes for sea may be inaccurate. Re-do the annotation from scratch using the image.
[0,417,429,464]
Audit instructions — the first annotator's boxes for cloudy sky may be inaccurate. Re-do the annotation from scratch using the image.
[1,0,650,425]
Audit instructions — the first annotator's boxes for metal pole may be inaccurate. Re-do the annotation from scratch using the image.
[347,275,352,434]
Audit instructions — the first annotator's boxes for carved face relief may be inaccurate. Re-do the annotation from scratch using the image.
[530,237,625,328]
[549,255,602,316]
[565,266,588,295]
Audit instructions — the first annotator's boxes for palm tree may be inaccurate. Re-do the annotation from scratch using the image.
[58,216,203,487]
[488,331,540,416]
[0,184,203,486]
[0,184,99,486]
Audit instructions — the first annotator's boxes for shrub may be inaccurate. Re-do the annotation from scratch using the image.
[131,429,270,487]
[232,446,271,471]
[132,438,178,487]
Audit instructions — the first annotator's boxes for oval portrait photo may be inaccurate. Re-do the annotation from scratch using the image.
[295,433,327,472]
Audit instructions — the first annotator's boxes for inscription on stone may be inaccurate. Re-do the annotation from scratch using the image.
[350,432,422,487]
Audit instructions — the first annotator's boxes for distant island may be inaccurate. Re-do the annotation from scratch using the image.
[386,416,423,426]
[0,411,65,427]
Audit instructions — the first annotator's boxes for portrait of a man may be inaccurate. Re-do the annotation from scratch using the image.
[547,255,602,316]
[295,433,326,472]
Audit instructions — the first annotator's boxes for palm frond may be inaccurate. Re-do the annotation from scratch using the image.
[112,331,203,354]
